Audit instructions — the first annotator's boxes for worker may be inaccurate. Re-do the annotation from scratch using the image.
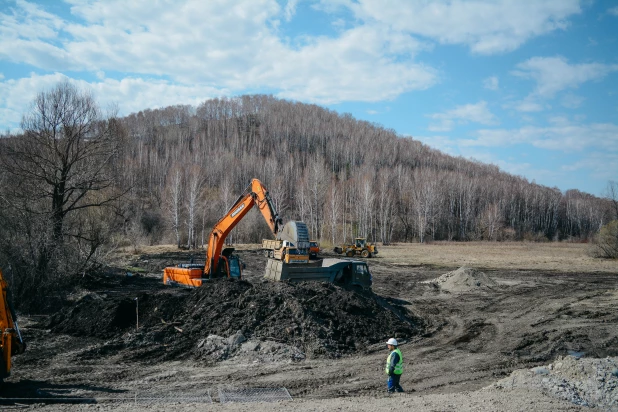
[385,337,404,393]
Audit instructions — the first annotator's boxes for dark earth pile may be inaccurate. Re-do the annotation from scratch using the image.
[48,279,423,361]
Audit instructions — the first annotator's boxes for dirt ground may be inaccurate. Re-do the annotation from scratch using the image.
[2,242,617,411]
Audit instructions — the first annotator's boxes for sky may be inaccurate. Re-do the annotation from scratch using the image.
[1,0,617,196]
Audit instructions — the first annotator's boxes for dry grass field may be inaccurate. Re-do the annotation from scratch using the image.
[380,241,617,273]
[125,241,617,274]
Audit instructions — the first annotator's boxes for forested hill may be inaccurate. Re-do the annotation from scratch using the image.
[117,94,612,245]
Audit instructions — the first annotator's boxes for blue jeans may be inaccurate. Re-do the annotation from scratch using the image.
[387,374,403,392]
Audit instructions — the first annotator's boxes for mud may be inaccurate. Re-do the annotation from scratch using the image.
[3,246,618,411]
[47,279,421,361]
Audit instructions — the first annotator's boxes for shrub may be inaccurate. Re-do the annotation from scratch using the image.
[589,220,618,259]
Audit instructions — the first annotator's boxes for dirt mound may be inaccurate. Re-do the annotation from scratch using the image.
[488,355,618,409]
[424,266,497,292]
[48,279,422,362]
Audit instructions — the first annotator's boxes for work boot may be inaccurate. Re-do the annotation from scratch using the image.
[396,387,404,393]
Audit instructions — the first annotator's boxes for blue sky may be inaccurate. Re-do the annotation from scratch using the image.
[1,0,617,196]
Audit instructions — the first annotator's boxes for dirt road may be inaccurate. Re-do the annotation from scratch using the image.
[3,243,617,410]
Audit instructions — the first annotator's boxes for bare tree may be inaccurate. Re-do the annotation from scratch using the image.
[185,165,204,249]
[412,168,439,243]
[605,180,618,219]
[0,81,124,307]
[1,81,122,242]
[165,167,183,247]
[479,203,503,240]
[112,94,611,245]
[325,178,341,245]
[376,170,395,244]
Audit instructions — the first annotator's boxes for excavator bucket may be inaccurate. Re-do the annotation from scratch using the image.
[277,221,310,250]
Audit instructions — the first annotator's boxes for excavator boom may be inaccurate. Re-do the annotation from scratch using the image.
[205,179,282,276]
[164,178,282,287]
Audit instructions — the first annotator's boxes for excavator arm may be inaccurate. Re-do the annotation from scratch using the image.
[164,178,283,287]
[205,178,282,276]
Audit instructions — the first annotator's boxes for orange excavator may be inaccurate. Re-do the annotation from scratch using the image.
[0,268,25,382]
[163,178,283,287]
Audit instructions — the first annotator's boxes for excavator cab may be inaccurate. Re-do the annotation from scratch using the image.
[213,248,242,279]
[222,255,242,279]
[355,238,366,248]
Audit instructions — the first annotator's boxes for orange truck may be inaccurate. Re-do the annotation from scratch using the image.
[309,241,320,259]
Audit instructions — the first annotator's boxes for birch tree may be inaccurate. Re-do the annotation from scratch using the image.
[166,167,183,247]
[185,165,204,249]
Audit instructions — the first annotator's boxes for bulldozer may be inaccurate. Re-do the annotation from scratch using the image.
[0,269,25,382]
[334,238,378,258]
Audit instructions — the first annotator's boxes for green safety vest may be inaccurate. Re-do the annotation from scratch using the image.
[385,348,403,375]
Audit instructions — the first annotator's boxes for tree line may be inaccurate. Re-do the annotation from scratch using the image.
[117,94,614,246]
[0,84,615,309]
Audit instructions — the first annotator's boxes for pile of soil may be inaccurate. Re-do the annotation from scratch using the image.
[48,279,422,362]
[424,266,498,292]
[488,355,618,409]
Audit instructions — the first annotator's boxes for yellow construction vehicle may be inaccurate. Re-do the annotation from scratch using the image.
[334,238,378,258]
[0,269,25,382]
[261,239,309,263]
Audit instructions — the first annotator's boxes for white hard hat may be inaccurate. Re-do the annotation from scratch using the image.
[386,338,398,346]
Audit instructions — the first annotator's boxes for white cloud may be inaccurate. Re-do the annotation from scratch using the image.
[411,137,565,186]
[275,25,436,103]
[0,1,71,70]
[284,0,300,21]
[461,121,618,153]
[347,0,582,54]
[512,56,618,98]
[483,76,499,91]
[413,135,459,155]
[0,73,226,131]
[608,6,618,16]
[427,101,498,132]
[0,0,437,107]
[561,93,585,109]
[510,97,546,112]
[561,151,618,183]
[0,72,68,130]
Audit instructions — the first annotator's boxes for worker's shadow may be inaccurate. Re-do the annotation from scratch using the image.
[0,379,127,404]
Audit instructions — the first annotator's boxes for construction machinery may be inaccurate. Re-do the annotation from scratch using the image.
[261,239,309,263]
[309,240,320,259]
[0,269,25,382]
[261,220,311,262]
[164,178,373,290]
[334,238,378,258]
[164,178,283,287]
[264,258,372,290]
